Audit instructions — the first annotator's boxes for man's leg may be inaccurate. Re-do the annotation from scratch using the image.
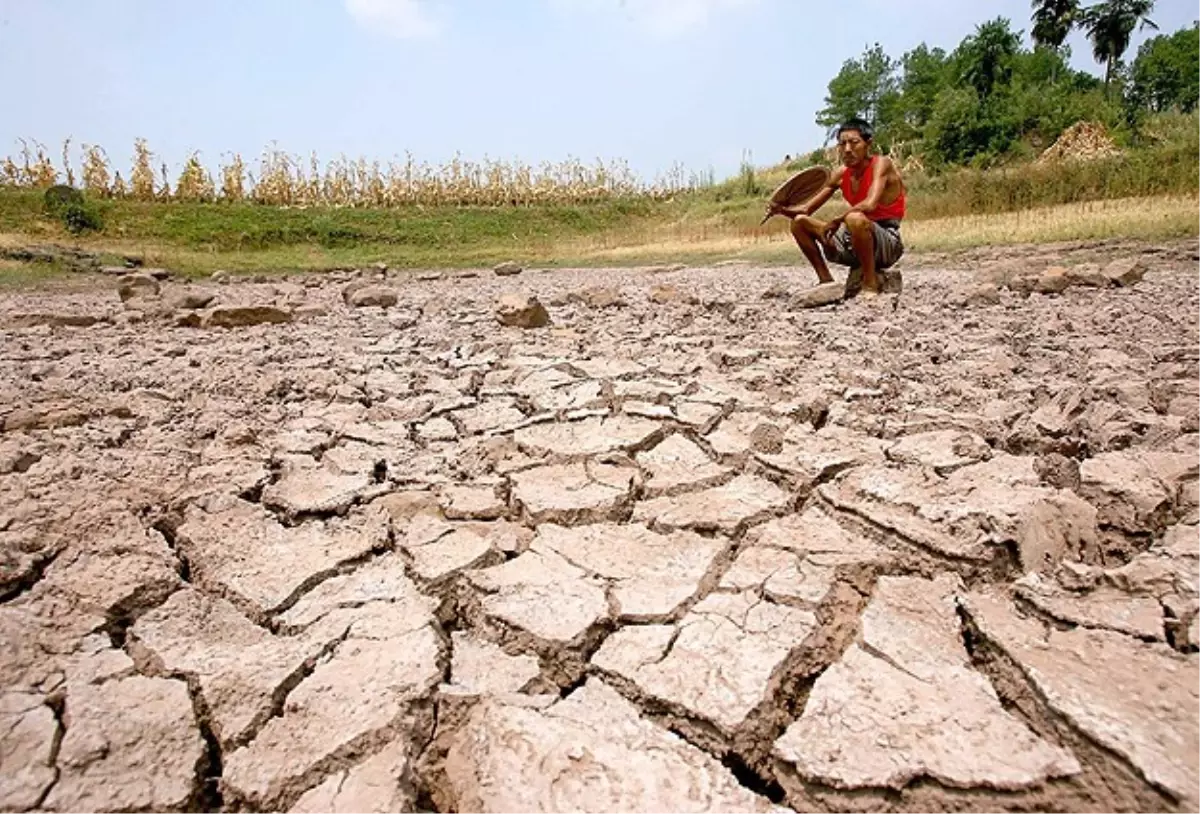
[844,211,878,294]
[789,215,835,284]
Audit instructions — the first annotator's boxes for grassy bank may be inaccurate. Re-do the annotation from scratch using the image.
[1,113,1196,278]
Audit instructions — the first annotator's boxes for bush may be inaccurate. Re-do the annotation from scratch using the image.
[60,202,104,234]
[42,185,103,233]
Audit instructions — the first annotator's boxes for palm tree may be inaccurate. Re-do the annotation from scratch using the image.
[1079,0,1158,92]
[1031,0,1080,51]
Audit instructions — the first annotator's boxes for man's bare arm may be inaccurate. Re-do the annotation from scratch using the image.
[773,169,843,218]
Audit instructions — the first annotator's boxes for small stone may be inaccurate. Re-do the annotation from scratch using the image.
[789,281,844,309]
[648,284,690,304]
[496,294,550,328]
[346,285,398,308]
[967,283,1001,305]
[1036,266,1072,294]
[204,306,292,328]
[570,286,624,308]
[494,261,523,276]
[749,422,785,454]
[117,273,160,302]
[171,290,216,310]
[1103,257,1146,287]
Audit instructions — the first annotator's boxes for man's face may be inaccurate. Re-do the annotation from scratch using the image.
[838,130,870,167]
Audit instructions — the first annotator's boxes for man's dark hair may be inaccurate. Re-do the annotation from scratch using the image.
[836,118,874,141]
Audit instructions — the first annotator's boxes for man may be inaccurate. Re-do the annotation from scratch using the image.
[767,117,906,297]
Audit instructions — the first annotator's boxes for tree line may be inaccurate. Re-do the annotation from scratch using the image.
[814,0,1198,167]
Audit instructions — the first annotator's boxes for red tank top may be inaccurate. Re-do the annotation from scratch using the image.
[841,155,906,221]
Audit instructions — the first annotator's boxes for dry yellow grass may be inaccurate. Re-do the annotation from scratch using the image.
[565,195,1198,264]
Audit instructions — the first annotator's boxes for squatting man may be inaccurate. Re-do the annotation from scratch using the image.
[767,118,907,296]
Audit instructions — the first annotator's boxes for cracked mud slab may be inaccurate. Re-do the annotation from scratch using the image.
[593,589,818,737]
[534,522,729,620]
[174,495,389,621]
[221,603,443,809]
[45,675,205,812]
[437,678,776,812]
[819,454,1100,571]
[964,590,1200,809]
[773,575,1079,794]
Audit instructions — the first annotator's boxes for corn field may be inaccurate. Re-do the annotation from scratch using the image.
[0,138,708,207]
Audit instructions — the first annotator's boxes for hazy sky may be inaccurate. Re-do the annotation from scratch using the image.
[1,0,1195,183]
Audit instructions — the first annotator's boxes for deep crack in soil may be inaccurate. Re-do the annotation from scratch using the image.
[1,242,1196,812]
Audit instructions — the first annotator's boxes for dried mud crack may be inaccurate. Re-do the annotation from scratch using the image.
[0,242,1197,812]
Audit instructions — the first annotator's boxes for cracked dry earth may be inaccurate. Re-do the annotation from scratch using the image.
[1,239,1198,813]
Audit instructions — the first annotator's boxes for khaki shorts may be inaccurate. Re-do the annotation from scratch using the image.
[823,218,904,270]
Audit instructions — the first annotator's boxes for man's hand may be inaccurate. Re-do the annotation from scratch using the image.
[822,216,844,243]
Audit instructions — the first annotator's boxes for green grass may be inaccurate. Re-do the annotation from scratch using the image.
[1,112,1195,278]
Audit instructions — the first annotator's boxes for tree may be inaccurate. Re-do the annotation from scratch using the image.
[816,44,900,143]
[897,45,951,135]
[1129,22,1199,112]
[1030,0,1080,80]
[1031,0,1080,49]
[1079,0,1158,93]
[955,17,1023,97]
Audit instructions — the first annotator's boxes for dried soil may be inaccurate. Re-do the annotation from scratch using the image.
[1,238,1197,812]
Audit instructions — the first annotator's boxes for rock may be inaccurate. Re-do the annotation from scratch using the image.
[789,281,844,309]
[211,270,231,283]
[493,261,523,276]
[116,273,160,302]
[967,282,1002,305]
[437,679,773,813]
[416,271,442,281]
[496,293,550,328]
[774,575,1079,793]
[964,590,1199,808]
[172,290,216,310]
[1065,262,1111,287]
[1103,257,1146,287]
[45,676,205,812]
[648,284,691,304]
[346,285,398,309]
[846,266,903,295]
[204,305,292,328]
[1036,266,1072,294]
[8,312,105,328]
[570,285,624,308]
